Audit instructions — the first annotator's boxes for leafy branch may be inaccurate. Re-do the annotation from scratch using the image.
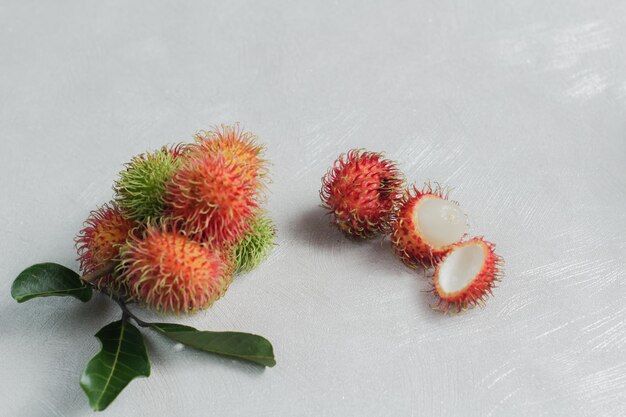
[11,262,276,411]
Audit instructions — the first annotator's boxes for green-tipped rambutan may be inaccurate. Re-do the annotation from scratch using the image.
[75,203,135,289]
[114,144,186,222]
[320,149,404,239]
[193,124,268,189]
[232,214,276,273]
[164,152,259,245]
[118,223,234,313]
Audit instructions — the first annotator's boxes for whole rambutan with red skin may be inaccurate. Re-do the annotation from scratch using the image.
[432,237,503,314]
[75,203,136,289]
[118,223,234,313]
[320,149,404,239]
[164,152,259,246]
[193,124,268,189]
[114,144,187,222]
[391,183,467,268]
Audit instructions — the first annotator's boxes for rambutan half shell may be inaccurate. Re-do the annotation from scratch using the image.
[433,237,503,313]
[164,152,259,245]
[391,183,467,268]
[118,224,234,313]
[320,149,404,239]
[75,203,135,289]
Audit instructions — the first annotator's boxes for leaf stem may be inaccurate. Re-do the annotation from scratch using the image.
[81,261,117,283]
[95,286,151,328]
[114,297,150,328]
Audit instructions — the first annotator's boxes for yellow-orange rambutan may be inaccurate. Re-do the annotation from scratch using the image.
[75,203,135,289]
[118,223,234,313]
[164,152,259,245]
[193,124,268,188]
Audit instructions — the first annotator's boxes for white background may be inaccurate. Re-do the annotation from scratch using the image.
[1,1,625,416]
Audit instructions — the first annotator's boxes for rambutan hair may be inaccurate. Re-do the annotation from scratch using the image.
[75,203,135,289]
[164,152,259,245]
[193,124,268,189]
[232,214,276,273]
[118,223,234,313]
[114,144,187,222]
[391,183,467,268]
[432,237,503,314]
[320,149,404,239]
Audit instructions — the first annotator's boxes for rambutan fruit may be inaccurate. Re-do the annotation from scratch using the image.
[75,203,135,289]
[114,144,187,222]
[118,223,234,313]
[164,152,259,245]
[232,214,276,273]
[432,237,503,313]
[320,149,404,239]
[193,124,268,188]
[391,183,467,268]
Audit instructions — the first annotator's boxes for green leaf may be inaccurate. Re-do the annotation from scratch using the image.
[11,263,92,303]
[152,323,276,367]
[80,319,151,411]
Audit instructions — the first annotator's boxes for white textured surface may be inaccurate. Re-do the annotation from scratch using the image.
[1,1,625,416]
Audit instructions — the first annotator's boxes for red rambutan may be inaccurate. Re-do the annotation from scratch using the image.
[320,149,404,239]
[432,237,503,313]
[164,152,259,245]
[75,203,135,289]
[193,124,268,188]
[118,224,234,313]
[391,183,467,268]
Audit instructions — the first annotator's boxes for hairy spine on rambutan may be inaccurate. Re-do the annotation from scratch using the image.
[432,237,503,314]
[75,203,136,289]
[232,214,276,273]
[320,149,404,239]
[114,144,187,222]
[117,223,234,313]
[164,152,259,246]
[391,183,467,268]
[193,124,268,189]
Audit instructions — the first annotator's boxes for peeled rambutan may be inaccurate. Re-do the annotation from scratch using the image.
[432,237,503,313]
[164,152,259,245]
[114,144,187,222]
[232,214,276,273]
[193,124,268,188]
[320,149,404,239]
[75,203,135,289]
[118,223,234,313]
[391,183,467,268]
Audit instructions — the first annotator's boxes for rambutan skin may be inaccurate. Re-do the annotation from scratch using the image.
[233,214,276,273]
[391,184,460,268]
[320,149,404,239]
[114,144,187,222]
[164,152,259,246]
[193,124,268,189]
[433,237,503,314]
[75,203,135,289]
[118,224,234,313]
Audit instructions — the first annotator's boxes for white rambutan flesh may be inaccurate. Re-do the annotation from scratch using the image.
[437,243,485,294]
[433,237,503,313]
[412,196,466,249]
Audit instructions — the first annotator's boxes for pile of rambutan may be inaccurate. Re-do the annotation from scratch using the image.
[77,124,276,314]
[320,149,504,314]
